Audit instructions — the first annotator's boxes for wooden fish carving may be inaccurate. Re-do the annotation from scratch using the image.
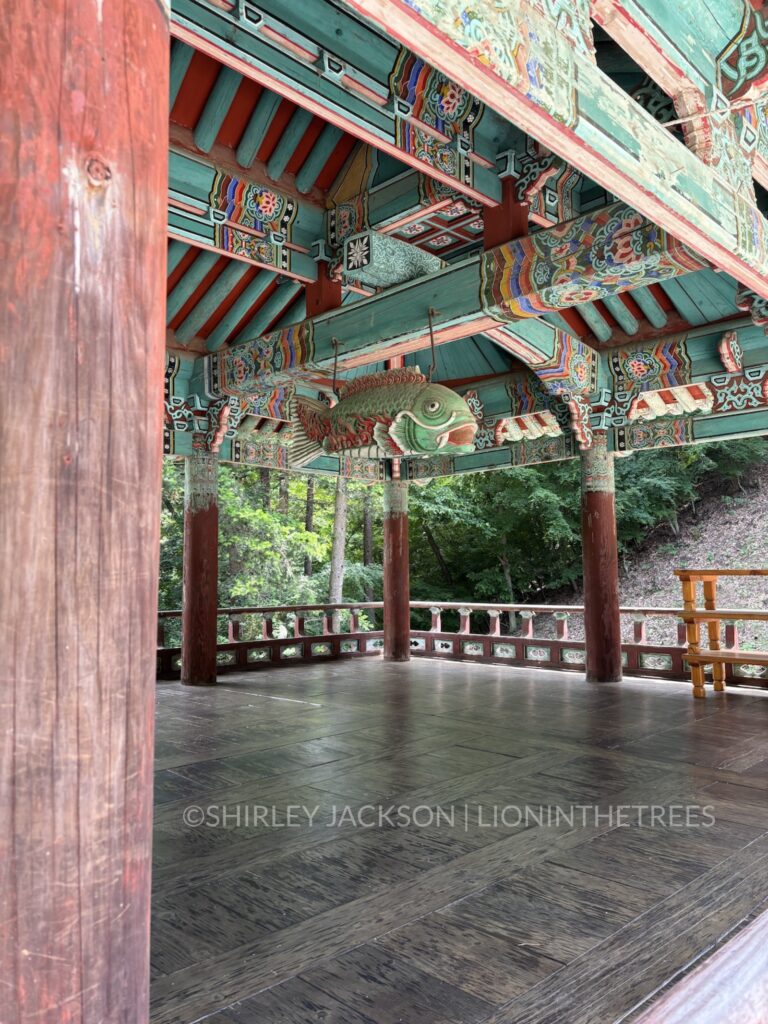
[290,368,478,466]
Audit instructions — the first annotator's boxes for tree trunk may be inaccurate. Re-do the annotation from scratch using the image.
[499,550,518,632]
[278,472,289,514]
[423,522,452,586]
[260,467,271,510]
[304,476,315,577]
[329,477,348,631]
[363,488,374,600]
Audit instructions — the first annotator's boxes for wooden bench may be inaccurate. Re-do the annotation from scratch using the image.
[675,569,768,698]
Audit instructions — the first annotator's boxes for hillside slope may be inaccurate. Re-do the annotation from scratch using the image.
[616,471,768,647]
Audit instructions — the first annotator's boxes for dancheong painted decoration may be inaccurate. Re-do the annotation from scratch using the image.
[148,0,768,481]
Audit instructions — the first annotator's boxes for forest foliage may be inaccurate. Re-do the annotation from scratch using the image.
[160,438,768,615]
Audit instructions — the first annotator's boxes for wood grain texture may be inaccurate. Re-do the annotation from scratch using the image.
[632,908,768,1024]
[0,1,169,1020]
[581,445,622,683]
[148,661,768,1023]
[383,481,410,662]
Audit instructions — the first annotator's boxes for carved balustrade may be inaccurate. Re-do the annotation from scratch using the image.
[157,600,767,687]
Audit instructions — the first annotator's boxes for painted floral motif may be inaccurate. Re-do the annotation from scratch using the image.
[390,48,481,186]
[609,338,692,391]
[210,172,296,235]
[481,203,708,321]
[346,236,371,271]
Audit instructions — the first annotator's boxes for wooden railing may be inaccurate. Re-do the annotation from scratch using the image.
[676,568,768,697]
[157,600,767,687]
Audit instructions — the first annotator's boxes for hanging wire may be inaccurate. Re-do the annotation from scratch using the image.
[659,96,758,131]
[427,307,438,382]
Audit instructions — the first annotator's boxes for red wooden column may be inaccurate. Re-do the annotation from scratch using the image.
[383,478,411,662]
[581,433,623,682]
[0,2,168,1021]
[182,450,220,686]
[482,176,529,248]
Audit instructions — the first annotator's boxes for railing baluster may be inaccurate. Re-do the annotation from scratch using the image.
[554,611,570,640]
[520,610,535,639]
[458,606,472,635]
[349,608,360,633]
[429,606,443,632]
[293,612,305,638]
[488,609,501,637]
[228,614,242,642]
[262,614,274,639]
[157,618,165,649]
[632,613,647,644]
[322,609,334,635]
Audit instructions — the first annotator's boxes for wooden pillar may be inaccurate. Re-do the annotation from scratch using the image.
[305,259,342,316]
[182,450,220,685]
[581,434,623,683]
[0,1,168,1021]
[483,176,529,248]
[383,479,411,662]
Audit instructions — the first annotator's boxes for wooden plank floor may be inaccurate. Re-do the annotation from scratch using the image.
[150,660,768,1024]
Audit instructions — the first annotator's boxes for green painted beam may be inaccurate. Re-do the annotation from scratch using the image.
[167,239,189,276]
[236,88,283,169]
[266,107,314,181]
[233,282,303,343]
[175,259,251,344]
[193,67,243,154]
[602,294,639,335]
[591,0,743,95]
[193,203,717,398]
[632,286,668,329]
[575,302,613,343]
[659,279,708,326]
[166,250,219,323]
[169,38,194,108]
[340,0,768,299]
[205,271,277,351]
[295,125,344,193]
[273,293,307,329]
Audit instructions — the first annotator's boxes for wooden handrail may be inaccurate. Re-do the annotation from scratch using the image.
[675,568,768,578]
[158,602,687,618]
[676,566,768,698]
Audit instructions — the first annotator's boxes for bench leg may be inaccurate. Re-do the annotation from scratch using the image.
[692,664,707,699]
[703,579,725,693]
[682,578,706,699]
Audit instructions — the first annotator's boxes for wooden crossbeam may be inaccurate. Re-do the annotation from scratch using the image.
[339,0,768,300]
[191,201,706,397]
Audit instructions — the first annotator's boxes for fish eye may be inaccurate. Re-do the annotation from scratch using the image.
[425,399,441,413]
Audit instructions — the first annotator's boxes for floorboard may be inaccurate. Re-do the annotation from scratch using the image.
[150,660,768,1023]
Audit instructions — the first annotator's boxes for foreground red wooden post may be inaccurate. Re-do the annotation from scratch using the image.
[581,434,623,682]
[383,479,410,661]
[0,1,168,1020]
[182,451,220,685]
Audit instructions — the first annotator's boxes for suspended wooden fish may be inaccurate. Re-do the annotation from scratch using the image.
[290,368,478,466]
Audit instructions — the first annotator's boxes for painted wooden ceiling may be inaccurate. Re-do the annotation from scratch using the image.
[165,0,767,409]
